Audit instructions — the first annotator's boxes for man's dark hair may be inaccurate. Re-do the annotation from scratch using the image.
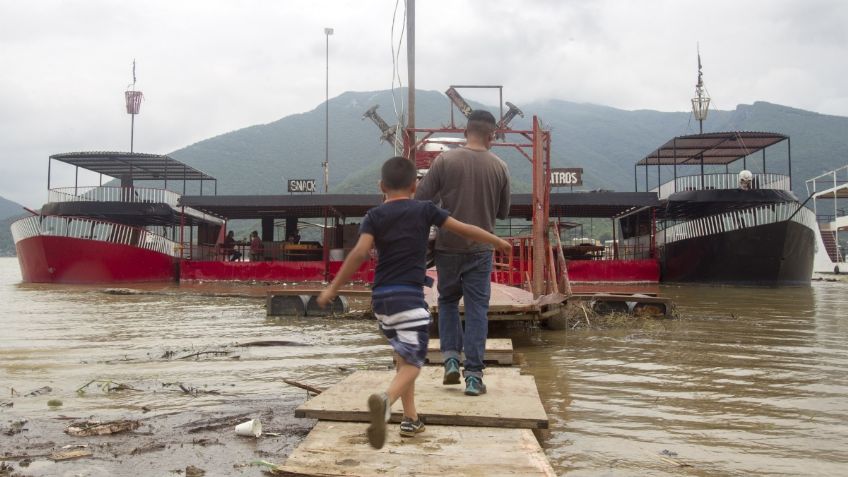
[466,109,497,138]
[381,156,417,190]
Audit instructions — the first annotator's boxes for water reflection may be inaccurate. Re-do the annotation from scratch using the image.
[1,257,847,475]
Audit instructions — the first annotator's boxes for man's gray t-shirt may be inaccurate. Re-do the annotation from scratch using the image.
[415,146,510,253]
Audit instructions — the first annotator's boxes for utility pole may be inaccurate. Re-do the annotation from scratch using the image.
[324,27,334,193]
[404,0,415,160]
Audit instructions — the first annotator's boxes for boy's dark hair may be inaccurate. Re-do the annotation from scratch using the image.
[381,156,417,190]
[466,109,497,138]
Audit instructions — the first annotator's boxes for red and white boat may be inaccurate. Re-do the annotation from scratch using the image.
[11,151,223,283]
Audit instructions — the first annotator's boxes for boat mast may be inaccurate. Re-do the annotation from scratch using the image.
[691,46,710,134]
[125,60,143,153]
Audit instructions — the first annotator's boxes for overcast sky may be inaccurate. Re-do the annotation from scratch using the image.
[1,0,846,207]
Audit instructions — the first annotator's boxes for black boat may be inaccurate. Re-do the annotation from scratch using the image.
[620,131,816,285]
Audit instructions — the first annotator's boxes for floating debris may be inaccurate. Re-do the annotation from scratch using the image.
[185,465,206,477]
[76,379,139,395]
[25,386,52,397]
[50,448,92,461]
[46,399,62,407]
[65,419,140,437]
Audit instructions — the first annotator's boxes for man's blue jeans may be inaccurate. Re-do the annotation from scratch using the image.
[435,251,492,378]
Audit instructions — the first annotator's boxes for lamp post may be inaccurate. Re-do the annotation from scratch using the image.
[324,27,334,193]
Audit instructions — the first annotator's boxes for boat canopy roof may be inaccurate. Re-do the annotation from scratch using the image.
[178,192,661,220]
[50,152,216,181]
[637,132,788,166]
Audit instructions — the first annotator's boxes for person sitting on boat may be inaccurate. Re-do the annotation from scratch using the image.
[222,230,241,261]
[249,231,263,262]
[739,170,754,190]
[317,156,510,449]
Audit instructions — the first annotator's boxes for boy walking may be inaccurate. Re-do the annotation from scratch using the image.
[318,156,510,449]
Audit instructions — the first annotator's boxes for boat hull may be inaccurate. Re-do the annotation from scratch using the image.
[661,220,814,285]
[15,235,177,284]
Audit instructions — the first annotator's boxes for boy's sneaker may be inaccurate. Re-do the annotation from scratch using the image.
[399,416,425,437]
[367,392,389,449]
[464,375,487,396]
[443,358,461,385]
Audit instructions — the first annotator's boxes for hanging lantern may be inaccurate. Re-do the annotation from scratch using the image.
[125,90,143,115]
[691,94,709,121]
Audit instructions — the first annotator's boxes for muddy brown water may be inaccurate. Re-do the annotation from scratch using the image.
[1,257,846,476]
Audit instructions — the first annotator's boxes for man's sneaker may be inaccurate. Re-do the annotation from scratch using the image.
[443,358,461,385]
[464,376,487,396]
[399,416,425,437]
[367,392,389,449]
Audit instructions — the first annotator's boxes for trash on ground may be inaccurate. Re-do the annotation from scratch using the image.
[234,419,262,437]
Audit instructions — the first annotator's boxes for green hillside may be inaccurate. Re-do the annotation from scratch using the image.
[0,195,24,220]
[168,91,848,198]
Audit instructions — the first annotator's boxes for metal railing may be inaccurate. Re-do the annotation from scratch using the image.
[10,215,181,258]
[656,202,817,247]
[652,173,790,200]
[48,186,181,207]
[806,165,848,197]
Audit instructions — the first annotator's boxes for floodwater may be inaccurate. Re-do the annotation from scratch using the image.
[1,256,847,476]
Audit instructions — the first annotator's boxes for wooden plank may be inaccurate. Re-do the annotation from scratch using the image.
[273,421,556,477]
[294,368,548,429]
[426,338,513,365]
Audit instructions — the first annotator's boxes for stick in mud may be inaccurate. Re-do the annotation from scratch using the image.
[177,350,233,360]
[282,379,324,395]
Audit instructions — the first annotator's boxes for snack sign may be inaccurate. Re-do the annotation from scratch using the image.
[287,179,317,193]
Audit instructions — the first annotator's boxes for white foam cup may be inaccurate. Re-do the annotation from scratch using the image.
[235,419,262,437]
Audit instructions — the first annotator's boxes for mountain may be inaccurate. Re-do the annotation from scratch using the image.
[0,195,24,221]
[168,90,848,198]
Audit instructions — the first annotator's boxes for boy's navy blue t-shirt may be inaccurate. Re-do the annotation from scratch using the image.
[359,199,449,289]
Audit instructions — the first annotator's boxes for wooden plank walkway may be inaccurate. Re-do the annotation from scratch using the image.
[294,367,548,429]
[272,421,556,477]
[426,338,513,365]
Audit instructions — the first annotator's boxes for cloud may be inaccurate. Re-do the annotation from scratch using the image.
[0,0,845,206]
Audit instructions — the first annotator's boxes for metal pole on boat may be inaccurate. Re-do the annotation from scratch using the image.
[634,164,638,192]
[673,138,677,194]
[762,149,766,175]
[47,157,51,198]
[125,60,142,154]
[787,137,792,190]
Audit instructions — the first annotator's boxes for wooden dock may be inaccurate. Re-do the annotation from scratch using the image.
[273,338,556,476]
[265,278,673,320]
[426,338,513,365]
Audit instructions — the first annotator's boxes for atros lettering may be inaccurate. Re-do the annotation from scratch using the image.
[550,168,583,187]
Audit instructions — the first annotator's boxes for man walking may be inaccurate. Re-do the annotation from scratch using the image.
[415,109,510,396]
